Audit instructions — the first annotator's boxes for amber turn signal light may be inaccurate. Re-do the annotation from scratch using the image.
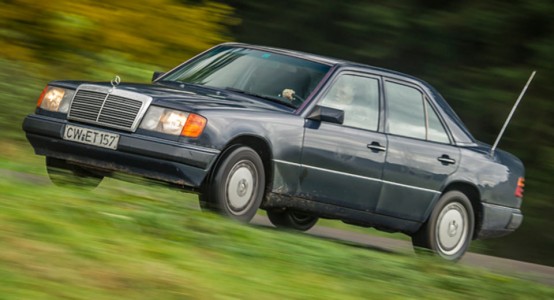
[36,86,49,108]
[181,114,207,138]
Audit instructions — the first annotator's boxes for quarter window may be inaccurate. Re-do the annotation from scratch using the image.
[426,101,450,143]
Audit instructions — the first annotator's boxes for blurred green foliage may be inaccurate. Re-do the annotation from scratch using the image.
[0,0,552,266]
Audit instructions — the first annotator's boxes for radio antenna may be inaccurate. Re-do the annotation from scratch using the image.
[490,70,536,157]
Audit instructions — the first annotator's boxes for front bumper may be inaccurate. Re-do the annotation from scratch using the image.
[476,202,523,239]
[22,114,220,188]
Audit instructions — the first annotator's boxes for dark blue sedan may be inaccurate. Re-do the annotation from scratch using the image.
[23,43,525,260]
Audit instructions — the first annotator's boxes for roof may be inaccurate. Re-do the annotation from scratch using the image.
[224,42,421,79]
[204,43,477,145]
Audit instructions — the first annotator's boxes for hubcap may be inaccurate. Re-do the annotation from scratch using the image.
[237,178,249,197]
[226,160,257,214]
[436,202,468,256]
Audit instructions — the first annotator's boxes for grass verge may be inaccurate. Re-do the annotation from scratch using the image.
[0,143,553,299]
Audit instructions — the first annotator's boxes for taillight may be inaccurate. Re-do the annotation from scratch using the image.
[515,177,525,198]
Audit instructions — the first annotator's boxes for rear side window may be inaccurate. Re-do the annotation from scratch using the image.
[385,81,450,143]
[385,82,426,139]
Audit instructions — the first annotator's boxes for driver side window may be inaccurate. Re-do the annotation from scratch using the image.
[320,74,380,131]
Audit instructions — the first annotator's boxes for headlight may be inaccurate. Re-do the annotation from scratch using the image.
[37,86,74,113]
[139,106,207,138]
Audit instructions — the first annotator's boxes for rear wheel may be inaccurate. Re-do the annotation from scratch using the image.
[46,157,103,189]
[267,209,319,231]
[207,146,265,223]
[412,190,474,261]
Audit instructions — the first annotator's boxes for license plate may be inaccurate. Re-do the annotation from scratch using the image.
[63,125,120,150]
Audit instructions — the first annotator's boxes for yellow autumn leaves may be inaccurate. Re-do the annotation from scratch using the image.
[0,0,237,68]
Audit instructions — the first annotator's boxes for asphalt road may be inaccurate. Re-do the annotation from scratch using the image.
[251,215,554,286]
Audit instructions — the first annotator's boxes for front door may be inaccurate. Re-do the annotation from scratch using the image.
[299,73,386,211]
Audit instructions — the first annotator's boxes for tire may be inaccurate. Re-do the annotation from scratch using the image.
[411,190,474,261]
[198,193,217,212]
[267,209,319,231]
[46,157,103,189]
[210,146,265,223]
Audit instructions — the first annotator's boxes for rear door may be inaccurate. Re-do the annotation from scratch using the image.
[377,79,460,222]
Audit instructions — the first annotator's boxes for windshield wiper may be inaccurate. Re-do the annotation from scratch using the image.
[157,80,223,94]
[225,87,296,108]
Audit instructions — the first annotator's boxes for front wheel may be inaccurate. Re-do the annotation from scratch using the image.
[210,146,265,223]
[411,191,474,261]
[267,209,319,231]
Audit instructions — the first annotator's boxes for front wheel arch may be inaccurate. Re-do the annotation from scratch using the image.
[202,135,273,194]
[199,136,273,220]
[209,146,266,222]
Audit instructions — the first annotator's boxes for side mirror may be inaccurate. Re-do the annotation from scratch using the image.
[307,105,344,125]
[152,71,165,82]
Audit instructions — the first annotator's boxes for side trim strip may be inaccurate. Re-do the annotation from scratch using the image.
[382,180,440,194]
[273,159,441,194]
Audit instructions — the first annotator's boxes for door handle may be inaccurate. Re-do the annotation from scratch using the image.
[367,142,386,152]
[437,155,456,165]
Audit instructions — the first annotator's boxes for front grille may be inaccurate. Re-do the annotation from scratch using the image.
[68,85,152,131]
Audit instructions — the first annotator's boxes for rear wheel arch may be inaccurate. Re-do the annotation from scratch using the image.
[413,190,475,260]
[411,182,483,260]
[442,182,482,239]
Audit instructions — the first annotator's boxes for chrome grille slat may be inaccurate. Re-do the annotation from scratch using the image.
[71,104,103,111]
[70,112,98,118]
[109,98,140,106]
[107,95,142,106]
[98,112,137,121]
[100,104,140,113]
[97,119,134,127]
[68,85,152,132]
[98,111,138,120]
[97,116,134,123]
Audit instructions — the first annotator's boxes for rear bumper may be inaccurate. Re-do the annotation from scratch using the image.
[22,114,220,187]
[476,202,523,239]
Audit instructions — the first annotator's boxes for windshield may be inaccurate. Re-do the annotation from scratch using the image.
[161,45,331,108]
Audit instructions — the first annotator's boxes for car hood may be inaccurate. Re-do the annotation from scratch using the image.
[52,80,294,113]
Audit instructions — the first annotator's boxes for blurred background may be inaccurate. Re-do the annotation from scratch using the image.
[1,0,552,266]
